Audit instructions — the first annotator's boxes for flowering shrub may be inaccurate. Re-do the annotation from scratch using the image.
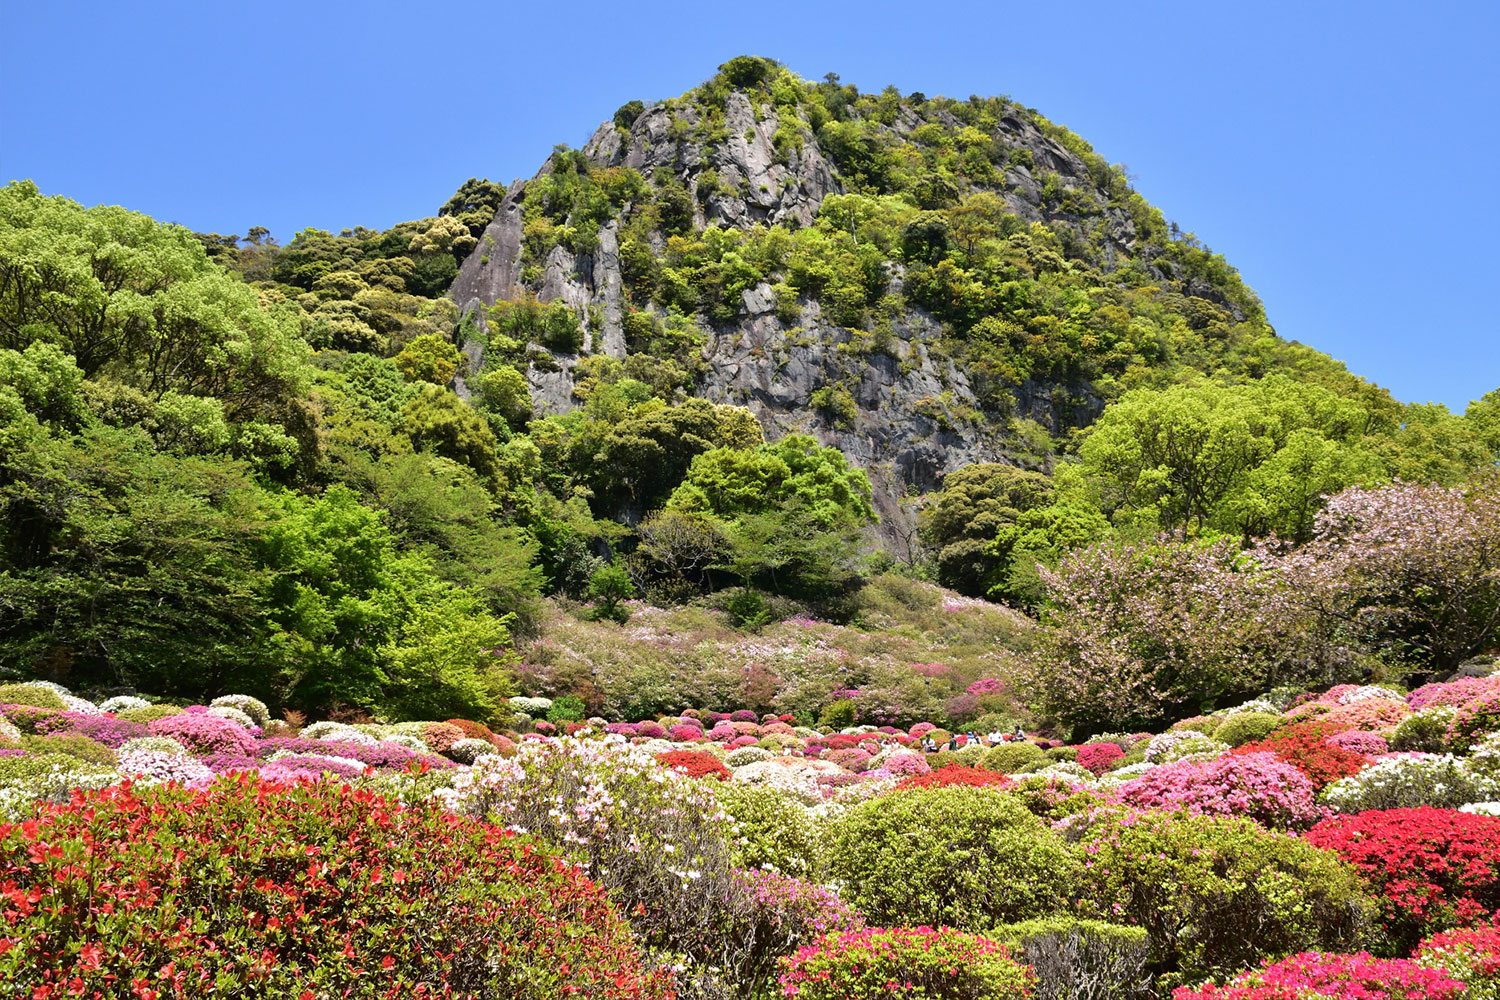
[434,737,749,973]
[34,712,146,748]
[717,781,823,876]
[1391,706,1460,752]
[1170,950,1466,999]
[0,753,116,820]
[1321,697,1411,732]
[0,777,672,998]
[1321,754,1500,813]
[1232,721,1370,789]
[418,721,467,754]
[1409,675,1500,709]
[116,748,215,784]
[1416,926,1500,1000]
[1077,811,1372,985]
[1077,743,1125,774]
[98,695,150,713]
[254,737,450,771]
[206,705,256,729]
[881,750,931,777]
[146,712,256,758]
[1110,751,1320,829]
[1450,691,1500,752]
[778,926,1034,999]
[208,693,270,727]
[828,786,1078,929]
[1305,806,1500,953]
[1326,730,1389,755]
[655,749,732,781]
[896,764,1012,791]
[726,745,774,766]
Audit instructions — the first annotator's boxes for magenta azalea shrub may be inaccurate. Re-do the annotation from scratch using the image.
[37,712,147,748]
[1409,675,1500,710]
[1077,743,1125,774]
[1111,751,1320,829]
[146,712,257,758]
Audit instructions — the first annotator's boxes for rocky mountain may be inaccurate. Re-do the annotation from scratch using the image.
[448,57,1309,529]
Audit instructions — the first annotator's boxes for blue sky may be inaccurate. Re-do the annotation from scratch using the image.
[3,0,1496,409]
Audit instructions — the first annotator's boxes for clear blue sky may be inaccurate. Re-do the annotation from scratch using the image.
[3,0,1496,410]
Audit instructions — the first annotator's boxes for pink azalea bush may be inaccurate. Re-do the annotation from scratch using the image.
[1111,751,1320,829]
[1326,731,1391,755]
[1077,743,1125,774]
[146,712,257,758]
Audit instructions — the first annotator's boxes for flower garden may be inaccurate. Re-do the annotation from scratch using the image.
[4,664,1500,999]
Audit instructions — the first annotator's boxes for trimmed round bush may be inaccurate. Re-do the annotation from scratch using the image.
[22,734,117,768]
[1077,743,1125,774]
[1391,706,1460,753]
[116,704,184,725]
[994,918,1149,1000]
[0,777,672,998]
[717,780,823,877]
[1450,691,1500,752]
[983,741,1047,774]
[147,713,256,758]
[1321,754,1500,813]
[1212,711,1283,748]
[827,785,1079,930]
[777,926,1034,1000]
[0,684,67,711]
[208,694,270,728]
[447,737,498,764]
[1077,810,1373,988]
[98,695,150,714]
[1305,806,1500,954]
[655,749,732,782]
[726,745,774,767]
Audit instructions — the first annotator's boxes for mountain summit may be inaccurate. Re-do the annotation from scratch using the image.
[448,56,1363,524]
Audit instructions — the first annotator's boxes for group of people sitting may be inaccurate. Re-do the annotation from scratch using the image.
[917,726,1027,754]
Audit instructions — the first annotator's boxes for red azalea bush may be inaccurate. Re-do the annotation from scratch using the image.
[0,777,672,999]
[1076,743,1125,774]
[444,717,504,747]
[896,764,1012,791]
[655,749,732,781]
[1304,806,1500,953]
[1169,950,1467,1000]
[1232,721,1369,789]
[146,712,257,758]
[777,926,1034,999]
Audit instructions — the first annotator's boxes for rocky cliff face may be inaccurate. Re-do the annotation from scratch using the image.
[449,64,1251,535]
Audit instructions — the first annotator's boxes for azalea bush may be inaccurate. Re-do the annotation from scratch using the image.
[826,785,1079,930]
[777,926,1035,1000]
[716,780,823,877]
[1304,806,1500,953]
[1076,811,1373,988]
[1320,754,1500,813]
[1170,950,1466,1000]
[1110,751,1319,829]
[0,776,673,999]
[1415,926,1500,1000]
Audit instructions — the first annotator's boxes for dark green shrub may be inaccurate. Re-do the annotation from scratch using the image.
[827,786,1079,930]
[818,699,857,730]
[546,695,586,723]
[1045,746,1079,763]
[1213,711,1284,747]
[1006,775,1105,823]
[613,100,645,131]
[993,918,1151,1000]
[983,741,1047,774]
[1075,811,1373,989]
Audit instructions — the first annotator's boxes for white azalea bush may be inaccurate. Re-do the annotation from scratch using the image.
[1321,754,1500,813]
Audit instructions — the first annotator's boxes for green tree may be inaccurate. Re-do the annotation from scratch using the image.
[393,333,461,386]
[586,561,636,623]
[919,463,1053,596]
[399,384,501,482]
[0,181,308,410]
[381,587,515,723]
